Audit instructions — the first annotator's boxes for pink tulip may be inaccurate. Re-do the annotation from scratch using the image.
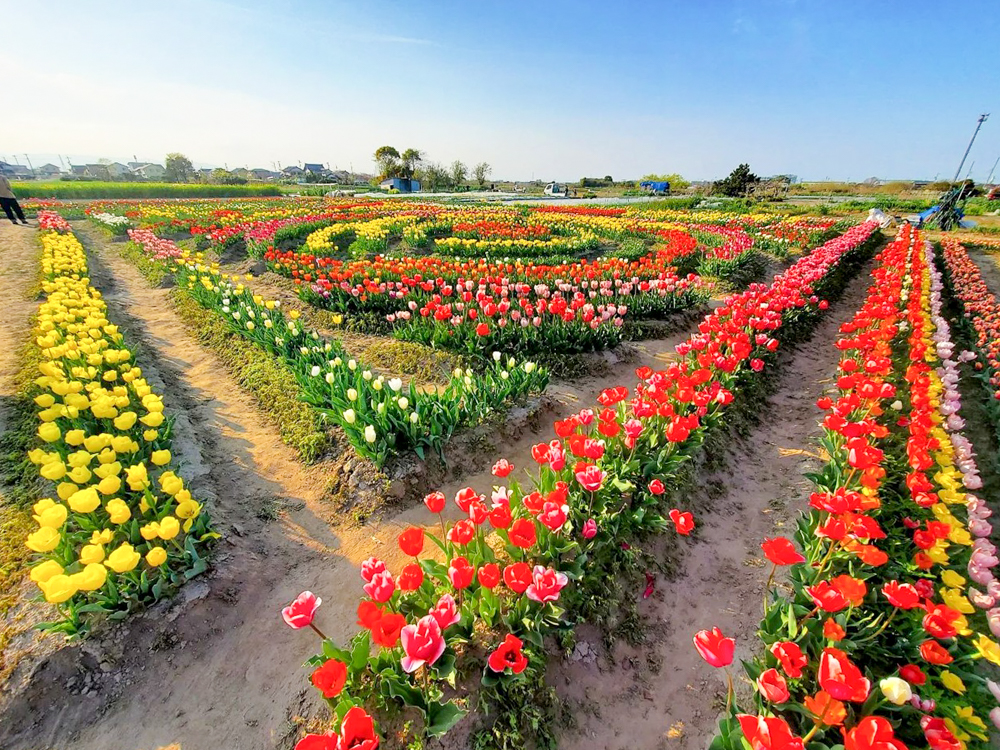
[282,591,322,629]
[400,615,446,673]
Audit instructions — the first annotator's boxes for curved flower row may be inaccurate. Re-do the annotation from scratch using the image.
[25,221,216,635]
[280,222,880,748]
[126,232,549,465]
[701,226,1000,750]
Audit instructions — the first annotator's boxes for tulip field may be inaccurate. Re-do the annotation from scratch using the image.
[3,197,1000,750]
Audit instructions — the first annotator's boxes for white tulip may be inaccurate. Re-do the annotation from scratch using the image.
[364,425,376,443]
[343,408,356,424]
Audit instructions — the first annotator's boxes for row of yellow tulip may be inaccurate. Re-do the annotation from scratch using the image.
[25,216,217,636]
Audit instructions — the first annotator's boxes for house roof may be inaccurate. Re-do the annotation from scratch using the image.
[38,163,61,172]
[303,163,325,172]
[282,165,303,173]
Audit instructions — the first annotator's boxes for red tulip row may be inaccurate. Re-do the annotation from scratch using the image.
[699,226,1000,750]
[280,222,880,748]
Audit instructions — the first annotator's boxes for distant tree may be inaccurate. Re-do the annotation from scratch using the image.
[400,148,423,180]
[418,162,450,191]
[603,175,613,183]
[449,160,467,189]
[165,153,193,183]
[712,164,759,197]
[97,157,112,165]
[641,173,690,190]
[473,161,492,188]
[210,168,245,185]
[374,146,401,179]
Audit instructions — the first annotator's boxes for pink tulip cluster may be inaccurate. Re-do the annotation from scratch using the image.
[127,228,184,260]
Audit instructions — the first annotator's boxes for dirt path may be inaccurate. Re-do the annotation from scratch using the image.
[0,221,39,434]
[549,258,877,750]
[0,220,44,682]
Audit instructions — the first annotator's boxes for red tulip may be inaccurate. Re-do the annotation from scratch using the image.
[447,518,475,545]
[282,591,321,629]
[736,714,804,750]
[363,570,395,603]
[525,565,568,603]
[428,593,460,630]
[397,527,424,557]
[397,563,424,592]
[423,491,446,514]
[356,600,385,629]
[340,705,380,750]
[296,733,339,750]
[818,647,870,702]
[761,537,805,566]
[899,664,926,685]
[492,458,514,477]
[693,627,734,668]
[919,640,953,665]
[581,518,597,539]
[538,501,568,532]
[669,508,694,535]
[921,716,962,750]
[310,659,347,698]
[756,668,789,703]
[769,641,807,678]
[882,581,921,609]
[509,517,537,549]
[477,562,501,589]
[448,556,475,590]
[400,615,446,673]
[487,633,529,674]
[503,562,532,594]
[574,463,606,491]
[648,478,665,495]
[371,612,406,649]
[360,557,387,583]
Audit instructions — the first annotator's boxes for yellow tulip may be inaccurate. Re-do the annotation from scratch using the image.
[29,559,64,584]
[104,542,141,573]
[176,499,201,519]
[143,429,159,441]
[32,498,68,528]
[34,393,56,408]
[140,523,160,540]
[71,563,108,592]
[26,526,61,552]
[67,465,92,485]
[90,528,114,545]
[973,634,1000,666]
[68,487,101,514]
[151,449,171,466]
[37,422,61,443]
[104,497,131,524]
[57,482,78,500]
[158,516,180,540]
[940,670,966,694]
[79,543,105,564]
[64,428,86,446]
[84,434,111,452]
[159,472,183,496]
[145,547,168,567]
[39,574,78,603]
[97,475,122,496]
[139,411,164,427]
[125,462,149,491]
[113,411,137,430]
[40,461,67,481]
[941,570,966,588]
[111,435,133,453]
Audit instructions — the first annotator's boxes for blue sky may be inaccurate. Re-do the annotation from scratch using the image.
[2,0,998,181]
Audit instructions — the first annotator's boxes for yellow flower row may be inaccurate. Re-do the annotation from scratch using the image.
[24,228,214,628]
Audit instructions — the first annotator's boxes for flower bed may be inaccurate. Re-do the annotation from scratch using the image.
[939,236,1000,442]
[24,221,216,635]
[700,226,1000,750]
[125,232,549,466]
[280,222,880,748]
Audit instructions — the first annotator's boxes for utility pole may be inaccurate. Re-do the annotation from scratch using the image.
[952,113,989,182]
[986,155,1000,186]
[965,161,975,181]
[24,154,35,177]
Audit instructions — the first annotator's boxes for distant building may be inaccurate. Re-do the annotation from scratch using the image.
[83,164,111,180]
[379,177,420,193]
[131,163,167,180]
[281,165,304,177]
[105,162,131,179]
[303,162,327,175]
[249,168,280,181]
[0,161,31,177]
[37,163,62,177]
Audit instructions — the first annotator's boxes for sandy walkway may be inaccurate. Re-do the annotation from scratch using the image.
[0,221,39,433]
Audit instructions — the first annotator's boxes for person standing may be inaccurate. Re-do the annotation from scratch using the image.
[0,173,28,225]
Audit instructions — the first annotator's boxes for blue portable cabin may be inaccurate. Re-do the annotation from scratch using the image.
[639,180,670,195]
[379,177,421,193]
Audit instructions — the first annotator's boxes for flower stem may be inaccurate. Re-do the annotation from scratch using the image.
[309,622,329,641]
